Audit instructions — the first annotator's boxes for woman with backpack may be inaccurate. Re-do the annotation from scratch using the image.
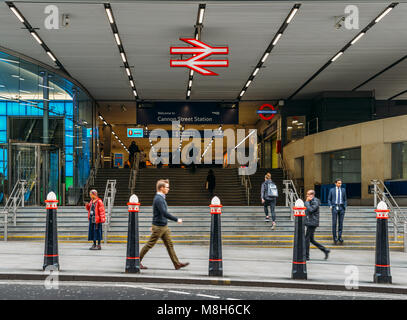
[261,173,278,229]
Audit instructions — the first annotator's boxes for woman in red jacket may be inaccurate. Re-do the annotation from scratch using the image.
[85,190,106,250]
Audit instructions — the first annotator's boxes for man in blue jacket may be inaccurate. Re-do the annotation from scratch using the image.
[327,179,347,245]
[139,179,190,270]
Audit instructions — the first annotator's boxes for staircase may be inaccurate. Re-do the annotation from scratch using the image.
[0,206,404,251]
[248,168,285,206]
[134,168,247,206]
[88,168,130,206]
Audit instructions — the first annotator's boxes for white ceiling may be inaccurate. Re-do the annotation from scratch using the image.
[0,1,407,101]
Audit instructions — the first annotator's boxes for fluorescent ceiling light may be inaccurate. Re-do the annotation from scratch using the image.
[114,33,121,46]
[19,90,30,94]
[375,7,393,23]
[189,70,194,77]
[188,80,192,87]
[10,7,24,23]
[30,32,42,44]
[198,8,205,24]
[331,52,343,62]
[130,80,134,87]
[47,51,56,62]
[253,68,260,76]
[38,84,54,90]
[245,80,252,88]
[272,33,282,46]
[239,90,245,97]
[126,68,131,76]
[103,121,107,125]
[105,8,114,24]
[187,90,191,97]
[0,85,5,88]
[261,52,270,63]
[121,52,127,63]
[351,32,365,45]
[133,90,137,97]
[99,115,103,120]
[286,8,298,23]
[235,129,256,149]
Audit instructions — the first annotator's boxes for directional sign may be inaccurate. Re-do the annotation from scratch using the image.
[257,104,278,121]
[170,38,228,76]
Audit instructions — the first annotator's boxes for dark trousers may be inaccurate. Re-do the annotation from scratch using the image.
[305,226,326,259]
[332,206,346,241]
[264,198,276,222]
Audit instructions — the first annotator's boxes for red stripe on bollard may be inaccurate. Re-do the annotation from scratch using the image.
[375,264,390,267]
[126,257,140,259]
[44,254,58,257]
[209,259,222,262]
[292,261,306,264]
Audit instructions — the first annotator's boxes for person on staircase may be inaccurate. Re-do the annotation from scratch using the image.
[261,172,278,229]
[85,189,106,250]
[206,169,216,200]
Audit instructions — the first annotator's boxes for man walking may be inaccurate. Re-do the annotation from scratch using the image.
[139,179,190,270]
[304,190,330,261]
[261,173,278,229]
[328,179,347,245]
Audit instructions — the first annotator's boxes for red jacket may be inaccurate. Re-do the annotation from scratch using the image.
[86,198,106,224]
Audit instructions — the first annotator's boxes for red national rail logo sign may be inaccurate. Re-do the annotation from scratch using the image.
[170,38,228,76]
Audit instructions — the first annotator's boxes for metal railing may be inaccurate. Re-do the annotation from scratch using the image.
[83,165,98,204]
[371,179,407,244]
[129,153,140,195]
[1,180,27,241]
[103,179,116,244]
[283,179,299,222]
[240,167,252,206]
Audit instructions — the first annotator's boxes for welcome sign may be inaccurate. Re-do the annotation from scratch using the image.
[137,102,238,125]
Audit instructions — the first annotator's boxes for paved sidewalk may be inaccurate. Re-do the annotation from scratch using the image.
[0,241,406,294]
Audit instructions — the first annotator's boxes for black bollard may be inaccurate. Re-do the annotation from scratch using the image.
[126,195,141,273]
[291,200,307,280]
[209,197,223,277]
[43,192,59,271]
[374,201,392,284]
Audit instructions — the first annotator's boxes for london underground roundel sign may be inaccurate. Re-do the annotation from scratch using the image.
[257,104,277,121]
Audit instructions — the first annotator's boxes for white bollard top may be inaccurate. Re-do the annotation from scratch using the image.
[377,201,388,211]
[211,196,221,205]
[129,194,139,203]
[295,199,305,207]
[47,192,57,201]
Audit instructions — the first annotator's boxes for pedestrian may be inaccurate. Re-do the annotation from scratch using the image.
[139,179,190,270]
[188,143,198,173]
[85,190,106,250]
[206,169,216,199]
[128,141,139,167]
[304,189,330,261]
[261,172,278,229]
[327,178,347,245]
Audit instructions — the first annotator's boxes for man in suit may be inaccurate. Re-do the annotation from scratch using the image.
[139,179,190,270]
[305,190,330,261]
[328,178,347,245]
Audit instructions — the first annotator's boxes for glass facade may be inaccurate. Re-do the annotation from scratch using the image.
[286,115,306,143]
[321,148,361,184]
[392,142,407,180]
[0,50,97,204]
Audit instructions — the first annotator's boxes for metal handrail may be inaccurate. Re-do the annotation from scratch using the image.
[103,179,116,244]
[2,180,27,241]
[283,179,299,222]
[83,166,98,204]
[240,167,252,206]
[371,179,407,241]
[128,152,140,195]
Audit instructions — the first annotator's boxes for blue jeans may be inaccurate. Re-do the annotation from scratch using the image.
[264,198,276,222]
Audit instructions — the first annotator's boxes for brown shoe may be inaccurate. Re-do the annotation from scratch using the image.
[140,263,148,270]
[175,262,190,270]
[97,245,101,250]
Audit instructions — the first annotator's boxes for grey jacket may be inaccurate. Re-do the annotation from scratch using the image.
[304,197,320,227]
[152,194,178,226]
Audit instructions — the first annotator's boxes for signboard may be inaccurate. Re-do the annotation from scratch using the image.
[257,104,277,121]
[137,102,238,125]
[127,128,144,138]
[114,153,123,167]
[170,39,228,76]
[86,128,92,138]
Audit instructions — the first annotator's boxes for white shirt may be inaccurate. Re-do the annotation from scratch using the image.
[336,187,342,205]
[157,191,166,199]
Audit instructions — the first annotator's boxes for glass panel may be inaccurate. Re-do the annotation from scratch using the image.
[321,148,361,184]
[392,142,407,179]
[286,116,306,143]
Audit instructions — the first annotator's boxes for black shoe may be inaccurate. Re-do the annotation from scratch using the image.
[339,239,344,245]
[324,249,330,260]
[306,257,310,261]
[333,240,338,245]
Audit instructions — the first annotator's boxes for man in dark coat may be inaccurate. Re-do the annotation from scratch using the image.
[327,178,347,245]
[304,189,330,261]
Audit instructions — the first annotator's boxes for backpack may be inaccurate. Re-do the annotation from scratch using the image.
[264,181,278,200]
